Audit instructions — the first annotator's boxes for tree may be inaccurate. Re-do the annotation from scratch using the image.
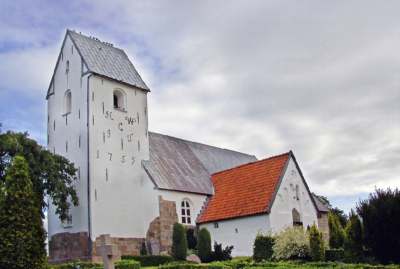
[309,224,325,261]
[343,211,363,262]
[0,156,46,269]
[172,223,187,260]
[357,188,400,264]
[328,212,345,249]
[197,228,212,262]
[0,131,78,221]
[212,242,233,261]
[253,233,274,262]
[330,207,348,228]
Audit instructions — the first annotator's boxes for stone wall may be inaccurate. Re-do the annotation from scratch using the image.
[317,212,330,244]
[92,235,145,263]
[146,196,178,255]
[49,232,90,263]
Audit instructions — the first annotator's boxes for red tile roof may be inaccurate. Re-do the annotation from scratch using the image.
[197,152,291,224]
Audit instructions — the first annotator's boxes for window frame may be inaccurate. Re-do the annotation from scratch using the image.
[113,88,127,112]
[181,199,192,225]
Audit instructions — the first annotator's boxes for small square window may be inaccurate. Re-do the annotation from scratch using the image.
[214,222,219,228]
[182,217,186,224]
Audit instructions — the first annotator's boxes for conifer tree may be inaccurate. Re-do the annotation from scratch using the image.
[0,156,46,269]
[344,211,363,262]
[328,212,345,249]
[309,224,325,261]
[172,223,187,260]
[197,228,212,262]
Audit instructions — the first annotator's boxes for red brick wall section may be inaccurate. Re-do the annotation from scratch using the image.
[49,232,90,263]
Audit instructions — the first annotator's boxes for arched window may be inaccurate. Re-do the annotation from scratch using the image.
[181,199,192,224]
[64,90,72,114]
[292,208,303,227]
[113,89,126,111]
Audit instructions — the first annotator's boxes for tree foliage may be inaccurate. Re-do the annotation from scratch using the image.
[357,188,400,264]
[212,241,233,261]
[197,227,212,262]
[343,211,363,263]
[272,227,309,261]
[0,156,46,269]
[186,227,197,250]
[253,233,275,262]
[309,224,325,261]
[172,223,188,260]
[0,131,78,220]
[328,212,345,249]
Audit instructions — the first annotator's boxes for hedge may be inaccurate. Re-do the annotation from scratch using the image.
[121,255,174,266]
[48,260,140,269]
[160,263,230,269]
[325,249,344,262]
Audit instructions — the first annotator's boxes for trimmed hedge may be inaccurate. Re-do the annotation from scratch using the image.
[49,260,140,269]
[121,255,174,266]
[253,234,274,262]
[160,263,229,269]
[325,249,344,262]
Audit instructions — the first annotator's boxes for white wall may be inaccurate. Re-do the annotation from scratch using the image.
[158,189,208,226]
[268,157,318,232]
[88,76,159,239]
[47,35,89,238]
[200,214,271,257]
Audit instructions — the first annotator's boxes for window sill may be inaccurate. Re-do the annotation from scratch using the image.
[113,107,127,113]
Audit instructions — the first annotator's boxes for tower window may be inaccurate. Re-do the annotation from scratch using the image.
[64,90,72,114]
[181,199,192,224]
[113,89,126,111]
[66,60,70,74]
[295,185,300,200]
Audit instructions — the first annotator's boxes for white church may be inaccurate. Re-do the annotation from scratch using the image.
[47,30,329,263]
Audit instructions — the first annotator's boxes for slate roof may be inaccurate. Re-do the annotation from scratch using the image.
[312,194,329,213]
[68,30,149,91]
[197,152,291,223]
[143,132,257,195]
[47,30,149,98]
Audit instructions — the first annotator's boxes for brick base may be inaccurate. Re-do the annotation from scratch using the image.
[49,232,90,263]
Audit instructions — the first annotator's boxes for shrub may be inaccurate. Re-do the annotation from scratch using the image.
[343,211,363,263]
[49,261,102,269]
[357,188,400,264]
[325,249,344,261]
[197,228,212,262]
[212,242,234,261]
[0,156,47,269]
[115,260,141,269]
[121,255,174,266]
[308,224,325,261]
[253,233,275,262]
[272,227,309,261]
[140,241,147,256]
[328,212,345,249]
[172,223,188,260]
[187,227,198,250]
[160,263,228,269]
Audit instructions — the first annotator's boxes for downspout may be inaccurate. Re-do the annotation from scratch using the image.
[86,73,93,258]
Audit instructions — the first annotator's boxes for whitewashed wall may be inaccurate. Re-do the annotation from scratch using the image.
[268,157,318,232]
[47,35,89,238]
[158,189,208,226]
[88,76,159,239]
[200,214,271,257]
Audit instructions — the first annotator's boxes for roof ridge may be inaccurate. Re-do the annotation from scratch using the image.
[67,29,122,51]
[211,151,292,177]
[148,131,256,158]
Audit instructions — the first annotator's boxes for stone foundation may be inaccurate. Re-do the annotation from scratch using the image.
[146,196,178,255]
[92,235,145,263]
[49,232,90,263]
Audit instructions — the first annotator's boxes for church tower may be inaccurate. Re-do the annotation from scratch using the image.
[47,30,158,262]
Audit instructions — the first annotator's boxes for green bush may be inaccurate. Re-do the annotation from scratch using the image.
[115,260,141,269]
[253,233,275,262]
[328,212,345,249]
[343,212,363,263]
[197,228,212,262]
[272,227,310,261]
[48,261,102,269]
[213,242,234,261]
[172,223,188,260]
[309,225,325,261]
[121,255,174,266]
[325,249,344,261]
[160,263,229,269]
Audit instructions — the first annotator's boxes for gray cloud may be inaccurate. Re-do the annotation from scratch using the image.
[1,0,399,207]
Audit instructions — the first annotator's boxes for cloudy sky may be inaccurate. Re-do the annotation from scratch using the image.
[0,0,399,213]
